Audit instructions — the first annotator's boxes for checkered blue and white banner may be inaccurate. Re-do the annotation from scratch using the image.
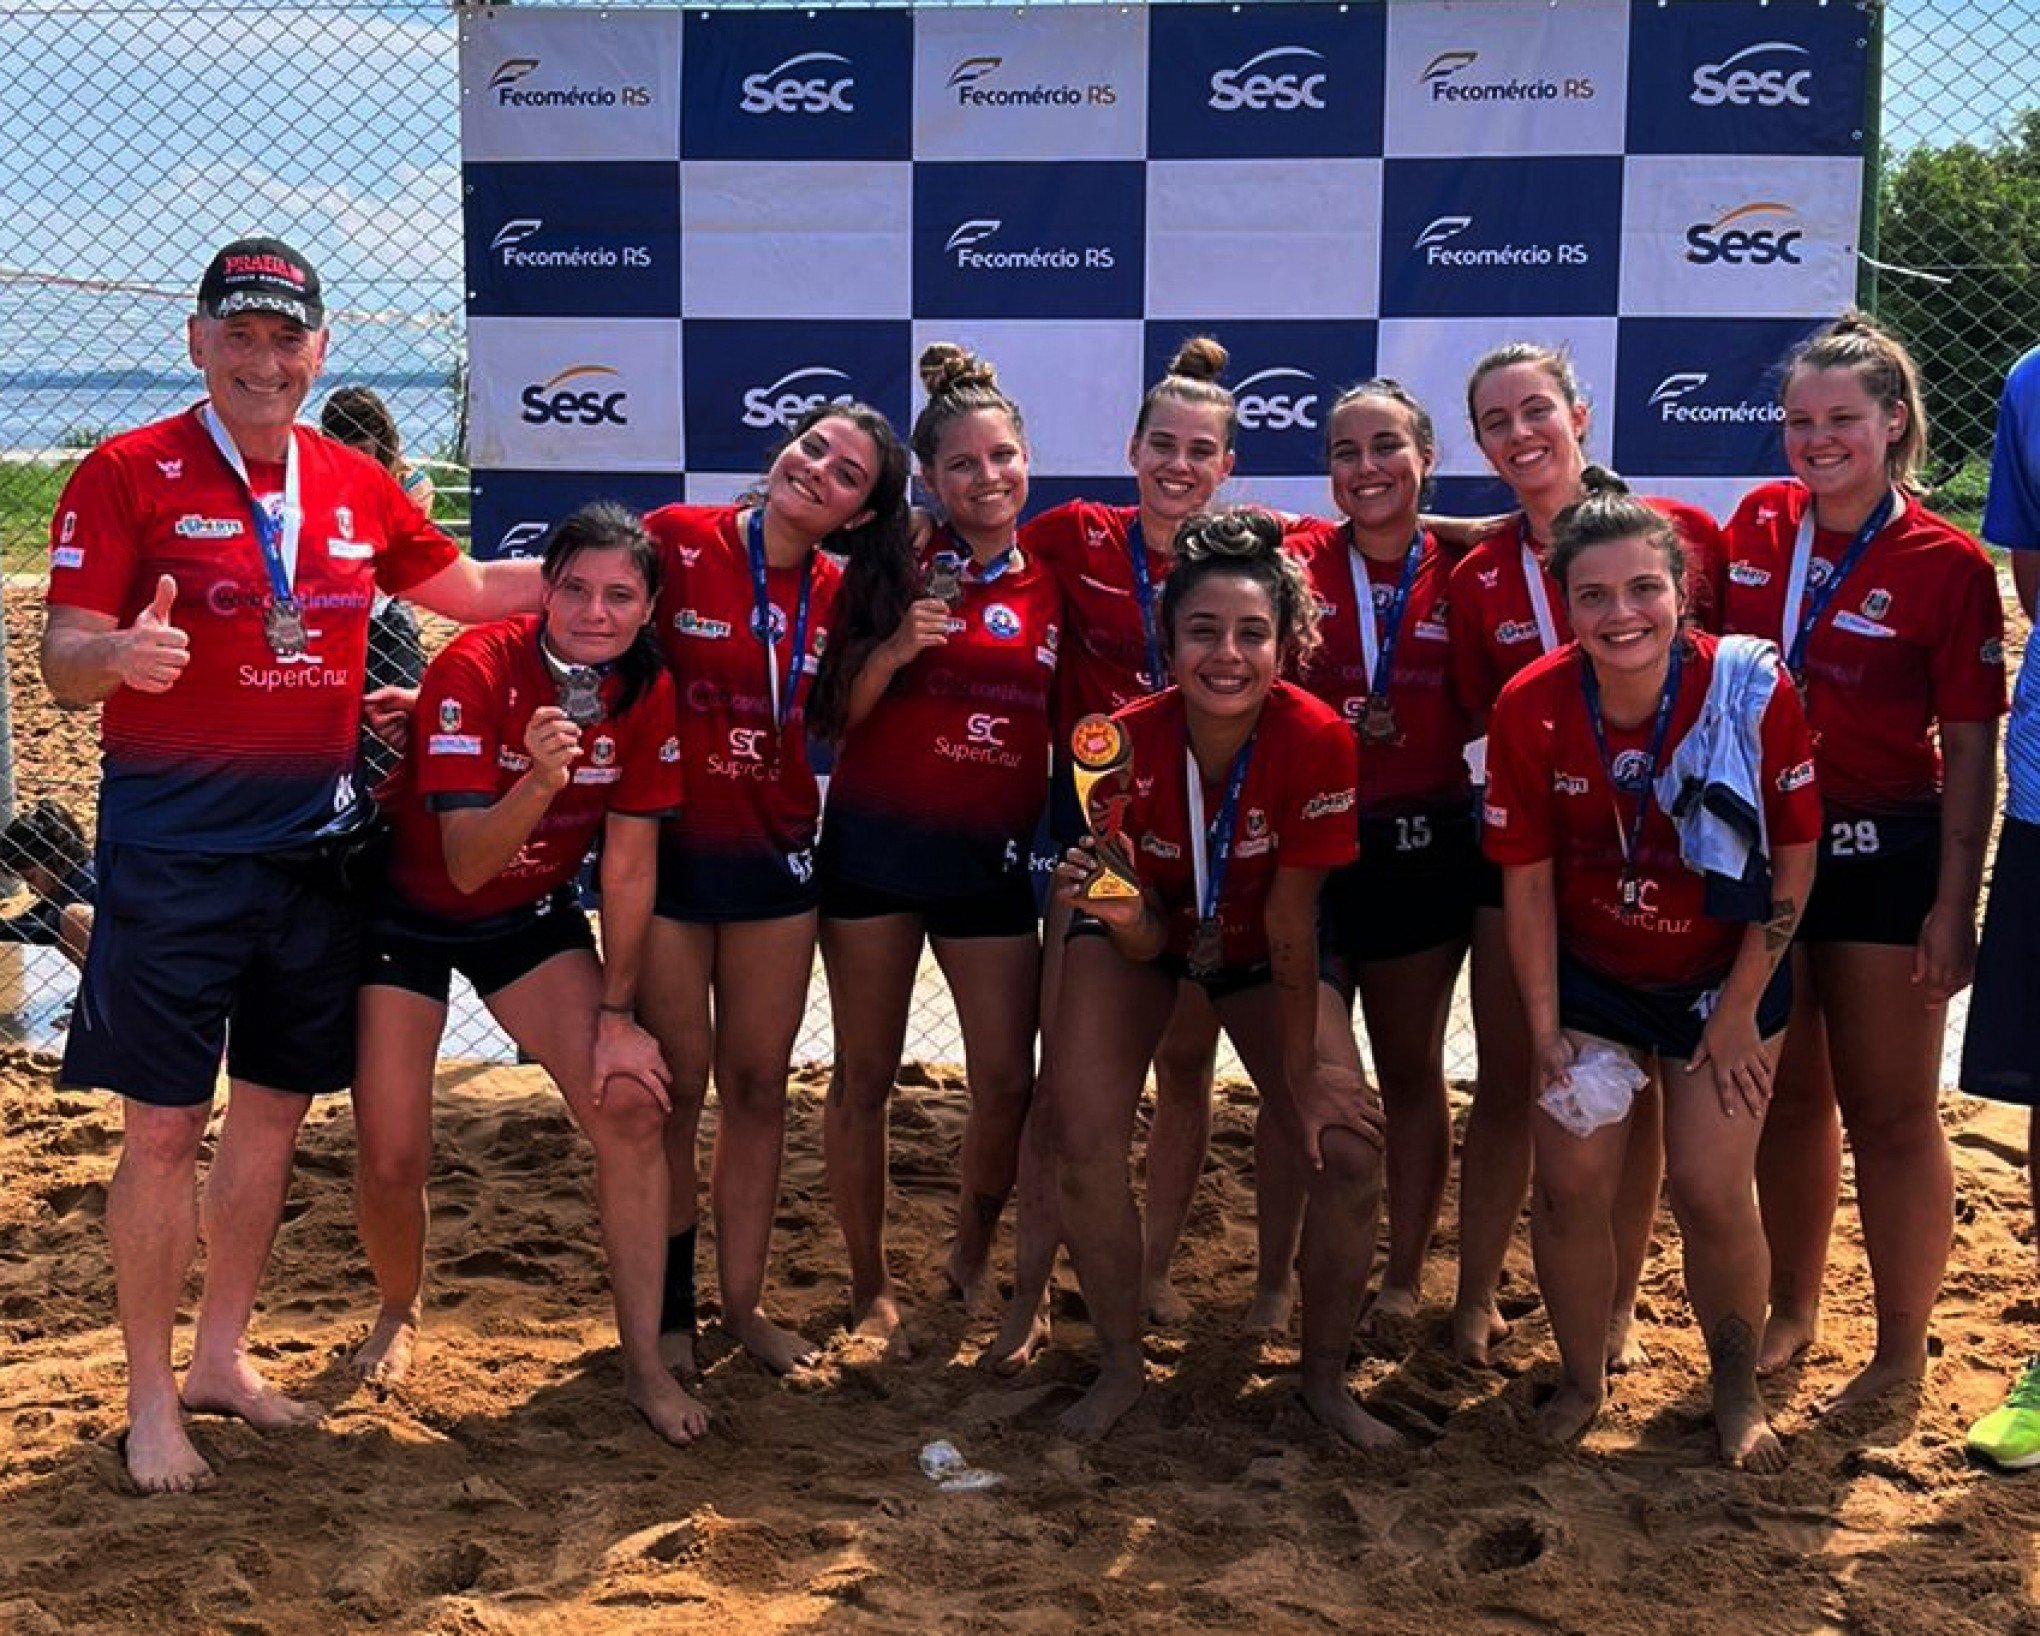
[458,1,1871,556]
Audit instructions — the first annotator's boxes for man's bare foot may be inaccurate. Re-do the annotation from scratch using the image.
[624,1359,710,1446]
[1756,1310,1819,1377]
[1143,1275,1193,1327]
[658,1328,697,1377]
[1715,1390,1786,1472]
[123,1401,214,1495]
[1244,1282,1295,1337]
[1056,1360,1144,1441]
[724,1308,819,1375]
[986,1299,1051,1376]
[1452,1300,1512,1368]
[850,1286,913,1363]
[1535,1379,1605,1446]
[1813,1353,1924,1418]
[181,1355,323,1431]
[349,1308,419,1387]
[1606,1309,1649,1374]
[1300,1377,1407,1450]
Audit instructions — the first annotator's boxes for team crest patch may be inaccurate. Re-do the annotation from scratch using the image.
[1245,808,1268,839]
[591,736,616,767]
[1611,750,1652,791]
[58,511,76,545]
[982,603,1021,640]
[334,506,354,539]
[1806,557,1835,587]
[439,698,462,733]
[1861,588,1891,620]
[750,605,788,644]
[156,460,182,481]
[659,735,681,763]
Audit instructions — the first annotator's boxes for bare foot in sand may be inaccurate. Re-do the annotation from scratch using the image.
[1536,1379,1604,1447]
[1301,1377,1407,1450]
[1814,1353,1924,1418]
[943,1249,996,1316]
[1244,1281,1295,1337]
[1144,1275,1192,1328]
[1606,1309,1649,1374]
[124,1400,214,1495]
[181,1355,323,1431]
[625,1359,710,1445]
[350,1308,419,1387]
[1757,1309,1819,1378]
[986,1299,1052,1376]
[850,1285,913,1363]
[1360,1283,1419,1340]
[1452,1300,1511,1368]
[725,1308,819,1375]
[1057,1357,1144,1442]
[659,1327,697,1378]
[1715,1389,1786,1472]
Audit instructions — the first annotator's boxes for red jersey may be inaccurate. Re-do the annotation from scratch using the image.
[1445,498,1725,724]
[644,504,843,908]
[825,529,1060,896]
[1290,520,1472,817]
[385,616,681,922]
[1719,481,2006,817]
[1025,500,1170,733]
[1113,682,1358,968]
[1482,633,1823,987]
[47,407,459,852]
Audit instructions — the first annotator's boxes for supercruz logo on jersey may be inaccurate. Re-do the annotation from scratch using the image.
[682,320,911,474]
[1612,317,1823,476]
[465,162,680,319]
[914,161,1144,320]
[469,469,684,562]
[1627,0,1868,156]
[680,9,910,161]
[1146,3,1384,160]
[1144,321,1375,475]
[1380,156,1620,317]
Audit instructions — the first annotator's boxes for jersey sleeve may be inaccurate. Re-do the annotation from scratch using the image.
[1929,541,2009,724]
[47,445,142,618]
[1665,499,1727,634]
[1481,674,1556,866]
[413,639,507,802]
[612,668,683,817]
[1983,355,2040,552]
[1019,501,1083,583]
[371,463,462,595]
[1445,553,1500,723]
[1277,712,1361,871]
[1757,675,1824,847]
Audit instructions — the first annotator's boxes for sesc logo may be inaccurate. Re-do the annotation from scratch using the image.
[739,51,855,115]
[1208,47,1327,113]
[947,54,1117,109]
[1420,48,1592,105]
[488,56,652,110]
[1684,201,1804,267]
[1233,367,1320,433]
[520,365,630,427]
[741,366,852,431]
[1690,41,1813,109]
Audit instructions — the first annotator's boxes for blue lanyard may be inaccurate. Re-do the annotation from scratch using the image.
[1786,490,1897,675]
[1126,516,1164,693]
[936,528,1017,585]
[745,507,814,737]
[1350,524,1425,701]
[1578,642,1684,903]
[1190,732,1257,922]
[199,404,297,605]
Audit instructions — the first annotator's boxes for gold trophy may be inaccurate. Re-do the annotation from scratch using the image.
[1069,714,1141,901]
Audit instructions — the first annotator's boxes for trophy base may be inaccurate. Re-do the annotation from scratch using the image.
[1078,864,1143,902]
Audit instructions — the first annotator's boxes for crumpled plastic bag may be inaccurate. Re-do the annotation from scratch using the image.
[918,1439,1003,1492]
[1539,1040,1649,1139]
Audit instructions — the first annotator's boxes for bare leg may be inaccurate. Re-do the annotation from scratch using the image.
[181,1081,322,1432]
[106,1100,214,1493]
[639,916,716,1377]
[1140,984,1220,1325]
[1608,1068,1664,1373]
[1453,908,1534,1366]
[1754,946,1836,1373]
[1246,1091,1306,1334]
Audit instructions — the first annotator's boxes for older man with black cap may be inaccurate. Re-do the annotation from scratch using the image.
[41,237,541,1493]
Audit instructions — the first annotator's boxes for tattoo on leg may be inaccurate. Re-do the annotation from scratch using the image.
[1763,897,1798,957]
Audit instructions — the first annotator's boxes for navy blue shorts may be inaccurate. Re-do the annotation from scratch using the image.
[1797,811,1939,947]
[820,871,1038,939]
[654,833,819,924]
[1962,816,2040,1107]
[364,887,596,1005]
[1066,914,1270,1000]
[63,844,364,1107]
[1558,950,1792,1062]
[1320,808,1478,978]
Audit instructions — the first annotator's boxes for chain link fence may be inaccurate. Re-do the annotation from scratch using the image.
[0,0,2029,1071]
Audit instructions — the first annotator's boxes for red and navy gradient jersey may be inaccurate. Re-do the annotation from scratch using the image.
[1025,500,1171,735]
[826,529,1060,897]
[1445,498,1724,725]
[1113,682,1358,968]
[384,615,681,923]
[1720,481,2006,817]
[1481,632,1823,988]
[643,504,843,904]
[1290,520,1472,818]
[48,408,459,853]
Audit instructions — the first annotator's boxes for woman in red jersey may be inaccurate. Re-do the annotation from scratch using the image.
[815,345,1059,1354]
[1443,343,1722,1368]
[349,503,704,1442]
[1049,507,1392,1445]
[1722,314,2005,1410]
[1484,478,1821,1466]
[640,405,912,1376]
[1290,380,1476,1329]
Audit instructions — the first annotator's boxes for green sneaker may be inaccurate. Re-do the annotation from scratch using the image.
[1967,1356,2040,1470]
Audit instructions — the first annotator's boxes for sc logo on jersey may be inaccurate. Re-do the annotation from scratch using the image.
[1685,202,1804,267]
[739,52,855,115]
[742,366,851,431]
[1234,367,1319,433]
[520,365,629,427]
[1691,42,1813,109]
[1208,47,1326,113]
[966,713,1009,747]
[729,727,768,762]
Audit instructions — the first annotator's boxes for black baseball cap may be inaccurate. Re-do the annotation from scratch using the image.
[195,237,324,330]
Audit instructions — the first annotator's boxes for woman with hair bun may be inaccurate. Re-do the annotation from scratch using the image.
[1484,477,1820,1465]
[1722,312,2005,1411]
[814,343,1060,1356]
[1048,505,1392,1444]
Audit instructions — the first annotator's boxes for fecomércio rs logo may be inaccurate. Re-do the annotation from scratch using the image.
[914,162,1144,319]
[487,56,652,110]
[1380,156,1619,316]
[945,55,1118,109]
[1419,48,1595,105]
[1613,317,1820,475]
[463,162,680,319]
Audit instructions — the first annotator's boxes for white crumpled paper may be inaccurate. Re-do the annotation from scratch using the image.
[918,1439,1003,1492]
[1540,1040,1649,1139]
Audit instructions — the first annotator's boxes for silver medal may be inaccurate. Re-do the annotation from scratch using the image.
[558,665,605,728]
[264,597,307,658]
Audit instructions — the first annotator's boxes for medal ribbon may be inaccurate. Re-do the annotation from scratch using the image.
[1516,518,1561,654]
[1126,517,1165,693]
[1184,731,1257,928]
[199,403,301,605]
[1349,524,1425,707]
[745,507,815,739]
[1780,489,1901,676]
[1578,641,1684,909]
